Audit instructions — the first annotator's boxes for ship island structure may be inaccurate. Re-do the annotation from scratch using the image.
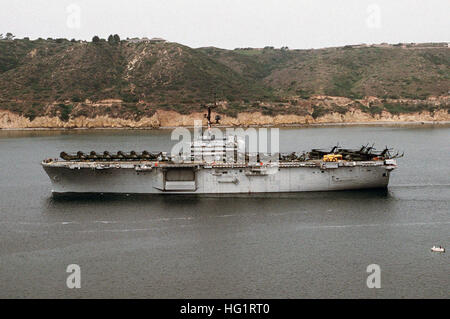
[42,106,401,195]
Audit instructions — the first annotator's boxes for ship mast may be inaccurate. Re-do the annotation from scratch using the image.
[203,93,220,136]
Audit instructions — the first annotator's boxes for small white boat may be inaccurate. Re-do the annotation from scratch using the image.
[431,246,445,253]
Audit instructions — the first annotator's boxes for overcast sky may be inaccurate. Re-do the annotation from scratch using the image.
[0,0,449,49]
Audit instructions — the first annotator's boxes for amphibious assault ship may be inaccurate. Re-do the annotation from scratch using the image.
[41,106,402,195]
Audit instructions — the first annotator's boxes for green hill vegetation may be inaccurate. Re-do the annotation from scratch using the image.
[0,36,449,122]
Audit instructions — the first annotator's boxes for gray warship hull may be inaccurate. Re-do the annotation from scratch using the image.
[42,161,394,195]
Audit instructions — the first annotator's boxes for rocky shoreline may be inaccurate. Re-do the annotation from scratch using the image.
[1,108,449,130]
[2,95,449,129]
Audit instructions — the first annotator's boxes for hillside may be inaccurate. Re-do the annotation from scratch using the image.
[0,38,449,127]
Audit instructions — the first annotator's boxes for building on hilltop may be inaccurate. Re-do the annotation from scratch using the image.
[127,37,166,44]
[127,37,150,43]
[149,37,166,43]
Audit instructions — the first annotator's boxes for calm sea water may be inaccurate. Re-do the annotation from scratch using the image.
[0,125,449,298]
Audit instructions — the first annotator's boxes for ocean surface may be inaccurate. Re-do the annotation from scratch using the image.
[0,125,448,298]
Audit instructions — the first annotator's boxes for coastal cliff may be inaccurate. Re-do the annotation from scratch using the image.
[1,103,449,129]
[1,95,449,129]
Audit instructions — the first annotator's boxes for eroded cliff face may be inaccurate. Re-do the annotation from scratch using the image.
[1,95,449,129]
[1,108,449,129]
